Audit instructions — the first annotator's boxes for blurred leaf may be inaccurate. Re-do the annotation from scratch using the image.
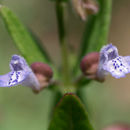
[50,0,68,3]
[48,93,93,130]
[73,0,112,75]
[86,0,112,52]
[82,0,112,54]
[0,5,51,64]
[79,15,96,59]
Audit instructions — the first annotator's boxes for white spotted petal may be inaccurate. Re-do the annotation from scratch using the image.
[0,55,40,90]
[103,56,130,78]
[97,44,130,79]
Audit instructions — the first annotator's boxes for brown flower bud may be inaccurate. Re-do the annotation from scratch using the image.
[80,52,104,82]
[31,62,53,93]
[103,124,130,130]
[72,0,99,21]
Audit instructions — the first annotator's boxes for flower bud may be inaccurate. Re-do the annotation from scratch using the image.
[31,62,53,93]
[80,52,104,82]
[103,124,130,130]
[72,0,98,21]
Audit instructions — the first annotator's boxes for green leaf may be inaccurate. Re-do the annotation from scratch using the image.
[79,15,96,59]
[48,93,93,130]
[82,0,112,54]
[0,5,50,64]
[86,0,112,52]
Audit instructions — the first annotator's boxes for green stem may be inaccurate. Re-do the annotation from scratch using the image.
[74,75,91,89]
[56,1,71,86]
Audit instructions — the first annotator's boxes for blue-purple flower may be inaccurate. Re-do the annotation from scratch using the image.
[0,55,40,90]
[97,44,130,79]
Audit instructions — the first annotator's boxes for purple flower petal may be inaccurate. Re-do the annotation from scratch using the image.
[0,55,40,90]
[98,44,130,79]
[103,56,130,78]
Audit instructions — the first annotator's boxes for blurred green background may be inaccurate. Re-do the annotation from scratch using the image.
[0,0,130,130]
